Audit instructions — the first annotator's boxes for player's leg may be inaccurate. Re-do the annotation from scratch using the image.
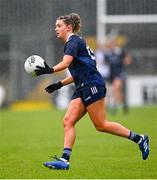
[87,98,149,160]
[122,76,129,113]
[63,97,86,150]
[87,98,130,137]
[44,98,86,169]
[112,77,123,111]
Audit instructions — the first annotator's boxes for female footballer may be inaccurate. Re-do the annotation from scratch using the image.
[35,13,149,170]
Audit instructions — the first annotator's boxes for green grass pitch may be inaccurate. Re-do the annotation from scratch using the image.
[0,106,157,179]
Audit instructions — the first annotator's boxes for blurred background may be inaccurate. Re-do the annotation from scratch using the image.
[0,0,157,110]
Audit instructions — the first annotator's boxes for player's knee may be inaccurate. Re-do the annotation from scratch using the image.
[63,116,75,128]
[95,125,105,132]
[95,122,108,132]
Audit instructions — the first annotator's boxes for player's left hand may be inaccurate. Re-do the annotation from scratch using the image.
[35,62,54,76]
[45,81,63,93]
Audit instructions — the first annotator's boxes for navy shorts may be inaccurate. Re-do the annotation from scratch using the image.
[109,71,125,83]
[71,84,106,107]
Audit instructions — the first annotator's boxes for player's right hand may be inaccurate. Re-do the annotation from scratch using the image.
[45,81,63,93]
[35,62,54,76]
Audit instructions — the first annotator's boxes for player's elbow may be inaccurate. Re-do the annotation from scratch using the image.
[63,55,73,68]
[64,62,70,68]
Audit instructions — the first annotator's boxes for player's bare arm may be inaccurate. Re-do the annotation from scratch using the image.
[34,55,73,76]
[53,55,73,72]
[45,75,74,94]
[61,75,74,86]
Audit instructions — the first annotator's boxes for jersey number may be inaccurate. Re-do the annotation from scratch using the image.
[86,46,96,60]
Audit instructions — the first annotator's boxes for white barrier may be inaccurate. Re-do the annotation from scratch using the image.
[0,85,5,107]
[127,76,157,106]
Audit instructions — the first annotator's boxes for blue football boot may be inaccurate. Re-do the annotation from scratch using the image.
[138,135,149,160]
[43,155,69,170]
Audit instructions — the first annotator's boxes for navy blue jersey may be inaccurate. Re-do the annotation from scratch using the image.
[64,35,104,89]
[105,47,126,76]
